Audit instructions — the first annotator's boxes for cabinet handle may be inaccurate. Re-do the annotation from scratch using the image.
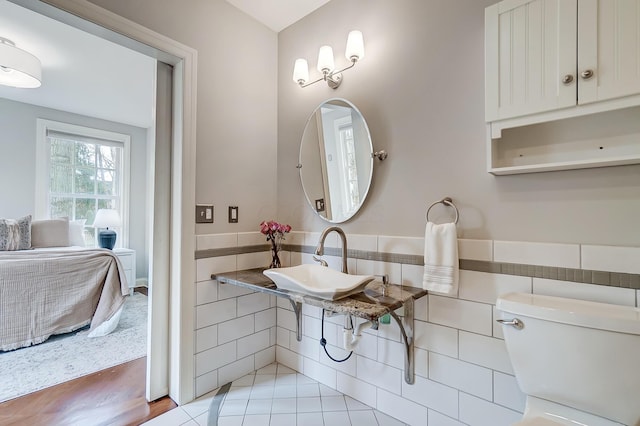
[561,74,574,85]
[581,69,594,80]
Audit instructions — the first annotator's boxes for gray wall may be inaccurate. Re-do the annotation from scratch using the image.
[88,0,279,235]
[0,97,149,277]
[277,0,640,246]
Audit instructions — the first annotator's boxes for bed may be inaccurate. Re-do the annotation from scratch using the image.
[0,247,129,351]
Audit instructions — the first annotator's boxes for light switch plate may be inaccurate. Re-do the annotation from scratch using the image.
[196,205,213,223]
[228,206,238,223]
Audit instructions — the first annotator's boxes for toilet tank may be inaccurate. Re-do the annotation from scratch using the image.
[497,293,640,426]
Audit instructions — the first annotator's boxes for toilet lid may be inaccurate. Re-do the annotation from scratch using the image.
[514,417,564,426]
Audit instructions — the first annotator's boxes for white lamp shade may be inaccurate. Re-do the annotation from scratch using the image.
[317,45,335,73]
[93,209,121,228]
[293,58,309,84]
[345,31,365,61]
[0,40,42,88]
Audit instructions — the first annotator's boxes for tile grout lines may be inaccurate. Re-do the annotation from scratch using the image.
[211,362,409,426]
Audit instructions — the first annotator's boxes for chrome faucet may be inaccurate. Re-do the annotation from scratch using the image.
[315,226,348,274]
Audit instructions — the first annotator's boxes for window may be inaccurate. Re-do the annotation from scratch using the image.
[337,123,360,217]
[36,120,130,247]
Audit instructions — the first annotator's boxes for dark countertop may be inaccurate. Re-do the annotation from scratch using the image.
[212,268,428,321]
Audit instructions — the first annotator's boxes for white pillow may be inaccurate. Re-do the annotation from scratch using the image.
[31,217,70,248]
[68,219,86,247]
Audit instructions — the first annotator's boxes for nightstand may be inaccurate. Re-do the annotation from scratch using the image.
[114,248,136,295]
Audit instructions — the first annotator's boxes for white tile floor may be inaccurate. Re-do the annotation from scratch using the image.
[142,363,408,426]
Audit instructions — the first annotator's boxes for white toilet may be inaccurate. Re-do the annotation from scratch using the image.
[496,292,640,426]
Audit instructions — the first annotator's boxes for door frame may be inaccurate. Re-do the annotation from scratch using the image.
[11,0,198,404]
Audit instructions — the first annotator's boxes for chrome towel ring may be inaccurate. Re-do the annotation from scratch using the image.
[425,197,459,224]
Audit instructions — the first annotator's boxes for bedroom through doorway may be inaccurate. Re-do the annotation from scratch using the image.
[0,0,180,404]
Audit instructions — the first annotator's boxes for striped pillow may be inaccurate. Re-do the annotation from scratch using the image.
[0,215,32,251]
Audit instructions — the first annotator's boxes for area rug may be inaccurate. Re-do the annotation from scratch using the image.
[0,292,147,403]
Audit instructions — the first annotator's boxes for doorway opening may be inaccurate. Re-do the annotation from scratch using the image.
[3,0,197,405]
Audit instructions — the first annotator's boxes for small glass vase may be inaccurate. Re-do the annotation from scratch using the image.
[269,238,282,268]
[269,247,281,269]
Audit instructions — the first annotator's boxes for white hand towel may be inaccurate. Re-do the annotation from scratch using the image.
[423,221,459,295]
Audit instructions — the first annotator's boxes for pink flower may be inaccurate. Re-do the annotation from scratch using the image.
[258,220,291,240]
[259,221,270,234]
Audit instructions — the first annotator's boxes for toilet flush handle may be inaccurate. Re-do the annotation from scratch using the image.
[496,318,524,330]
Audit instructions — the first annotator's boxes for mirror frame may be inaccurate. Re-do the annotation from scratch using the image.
[299,98,373,223]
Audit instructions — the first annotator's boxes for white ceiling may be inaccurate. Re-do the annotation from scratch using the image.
[0,0,156,129]
[224,0,331,32]
[0,0,328,129]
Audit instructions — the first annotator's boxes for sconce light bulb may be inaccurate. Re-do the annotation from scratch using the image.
[317,45,335,74]
[345,30,365,62]
[292,58,309,85]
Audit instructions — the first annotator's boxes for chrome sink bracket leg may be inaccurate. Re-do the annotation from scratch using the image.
[389,297,415,384]
[370,319,379,331]
[288,299,303,342]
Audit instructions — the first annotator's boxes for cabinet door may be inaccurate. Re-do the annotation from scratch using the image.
[485,0,577,121]
[578,0,640,104]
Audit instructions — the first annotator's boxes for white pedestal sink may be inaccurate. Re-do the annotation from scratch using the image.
[263,264,375,300]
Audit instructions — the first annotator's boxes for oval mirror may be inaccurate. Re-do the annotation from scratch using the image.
[299,98,373,223]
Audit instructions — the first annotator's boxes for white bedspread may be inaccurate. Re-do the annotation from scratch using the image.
[0,248,129,351]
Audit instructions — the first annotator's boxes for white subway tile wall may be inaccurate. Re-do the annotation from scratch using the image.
[356,259,402,284]
[458,393,521,426]
[458,332,512,375]
[428,296,493,336]
[378,236,424,256]
[196,279,218,305]
[237,251,270,270]
[401,375,458,419]
[376,388,428,426]
[493,240,580,268]
[458,239,493,262]
[286,231,305,245]
[196,255,236,282]
[194,246,277,398]
[428,409,465,426]
[195,325,217,354]
[581,244,640,274]
[533,278,636,306]
[428,352,493,400]
[400,263,424,289]
[346,233,378,251]
[458,270,531,305]
[194,233,639,424]
[493,371,526,412]
[238,231,268,247]
[196,233,237,251]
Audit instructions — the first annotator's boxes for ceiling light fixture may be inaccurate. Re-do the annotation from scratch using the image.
[293,30,364,89]
[0,37,42,89]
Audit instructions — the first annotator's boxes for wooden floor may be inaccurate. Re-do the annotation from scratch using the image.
[0,357,176,426]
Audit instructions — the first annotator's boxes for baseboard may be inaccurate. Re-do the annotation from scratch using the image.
[136,277,148,287]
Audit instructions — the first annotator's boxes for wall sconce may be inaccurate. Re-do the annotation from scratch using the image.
[0,37,42,89]
[293,30,364,89]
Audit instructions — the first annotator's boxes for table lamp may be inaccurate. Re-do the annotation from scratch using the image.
[93,209,121,250]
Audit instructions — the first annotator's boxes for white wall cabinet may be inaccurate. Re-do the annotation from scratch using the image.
[485,0,640,174]
[485,0,577,122]
[578,0,640,106]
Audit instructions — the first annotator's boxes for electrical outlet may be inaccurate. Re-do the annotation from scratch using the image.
[228,206,238,223]
[196,205,213,223]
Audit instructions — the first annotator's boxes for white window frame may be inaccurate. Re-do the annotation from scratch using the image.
[333,115,359,218]
[35,119,131,248]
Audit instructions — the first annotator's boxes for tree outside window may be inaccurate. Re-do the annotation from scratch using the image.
[36,119,130,248]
